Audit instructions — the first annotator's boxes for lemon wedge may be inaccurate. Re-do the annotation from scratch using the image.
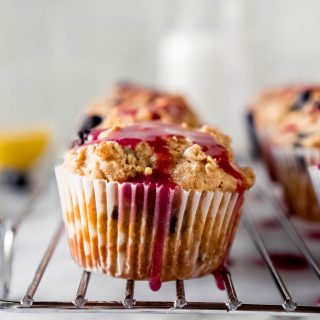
[0,128,50,171]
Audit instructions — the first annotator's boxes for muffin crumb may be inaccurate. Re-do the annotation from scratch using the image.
[135,165,144,173]
[144,167,153,175]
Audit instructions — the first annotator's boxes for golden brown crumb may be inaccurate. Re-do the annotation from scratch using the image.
[272,113,320,148]
[144,167,153,175]
[250,85,320,131]
[63,123,255,192]
[84,83,201,128]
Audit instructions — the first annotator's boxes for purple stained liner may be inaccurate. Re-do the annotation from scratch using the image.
[55,166,245,291]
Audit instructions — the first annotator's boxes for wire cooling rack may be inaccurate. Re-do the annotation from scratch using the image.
[0,169,320,316]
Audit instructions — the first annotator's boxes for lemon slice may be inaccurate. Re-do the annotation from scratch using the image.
[0,128,50,171]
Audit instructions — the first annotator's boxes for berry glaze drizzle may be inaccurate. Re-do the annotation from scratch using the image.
[85,121,245,290]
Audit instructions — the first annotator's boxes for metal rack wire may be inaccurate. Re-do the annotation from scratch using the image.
[0,183,320,316]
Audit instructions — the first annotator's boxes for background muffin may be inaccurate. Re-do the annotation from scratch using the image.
[249,86,297,131]
[56,121,254,290]
[80,82,200,132]
[271,110,320,221]
[248,85,320,180]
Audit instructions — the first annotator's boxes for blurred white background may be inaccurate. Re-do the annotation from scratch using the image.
[1,0,320,152]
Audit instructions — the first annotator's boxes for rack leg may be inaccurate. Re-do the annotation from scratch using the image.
[0,222,14,299]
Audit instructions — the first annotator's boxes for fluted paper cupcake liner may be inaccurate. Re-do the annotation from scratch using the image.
[256,129,278,181]
[271,147,320,221]
[55,166,245,286]
[245,110,261,158]
[308,165,320,207]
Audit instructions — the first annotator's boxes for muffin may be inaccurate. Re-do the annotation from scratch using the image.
[271,112,320,221]
[56,121,254,290]
[79,82,200,132]
[248,85,320,179]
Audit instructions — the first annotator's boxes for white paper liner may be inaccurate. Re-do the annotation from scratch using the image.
[308,165,320,206]
[55,166,245,281]
[256,128,278,180]
[271,146,320,221]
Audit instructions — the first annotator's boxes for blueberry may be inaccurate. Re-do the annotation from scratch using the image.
[169,216,177,234]
[291,90,312,111]
[2,170,30,190]
[71,129,90,148]
[296,155,306,169]
[313,100,320,110]
[297,132,309,139]
[293,141,302,148]
[112,208,118,220]
[151,112,161,120]
[79,115,103,132]
[245,110,261,158]
[78,129,90,141]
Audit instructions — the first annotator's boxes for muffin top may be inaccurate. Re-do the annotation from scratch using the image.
[100,93,200,128]
[272,112,320,148]
[85,82,165,115]
[80,82,200,131]
[250,85,320,130]
[64,122,254,193]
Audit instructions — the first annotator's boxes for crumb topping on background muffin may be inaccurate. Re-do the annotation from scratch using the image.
[64,122,254,192]
[250,85,320,130]
[100,94,200,128]
[81,82,200,131]
[272,113,320,148]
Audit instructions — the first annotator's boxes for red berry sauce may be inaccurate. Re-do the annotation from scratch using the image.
[86,121,245,290]
[307,230,320,241]
[256,253,308,271]
[281,123,299,133]
[87,122,245,192]
[119,107,138,116]
[259,218,281,229]
[212,270,225,291]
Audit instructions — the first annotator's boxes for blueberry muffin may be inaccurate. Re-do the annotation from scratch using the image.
[56,121,254,290]
[271,110,320,221]
[248,85,320,180]
[80,82,200,132]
